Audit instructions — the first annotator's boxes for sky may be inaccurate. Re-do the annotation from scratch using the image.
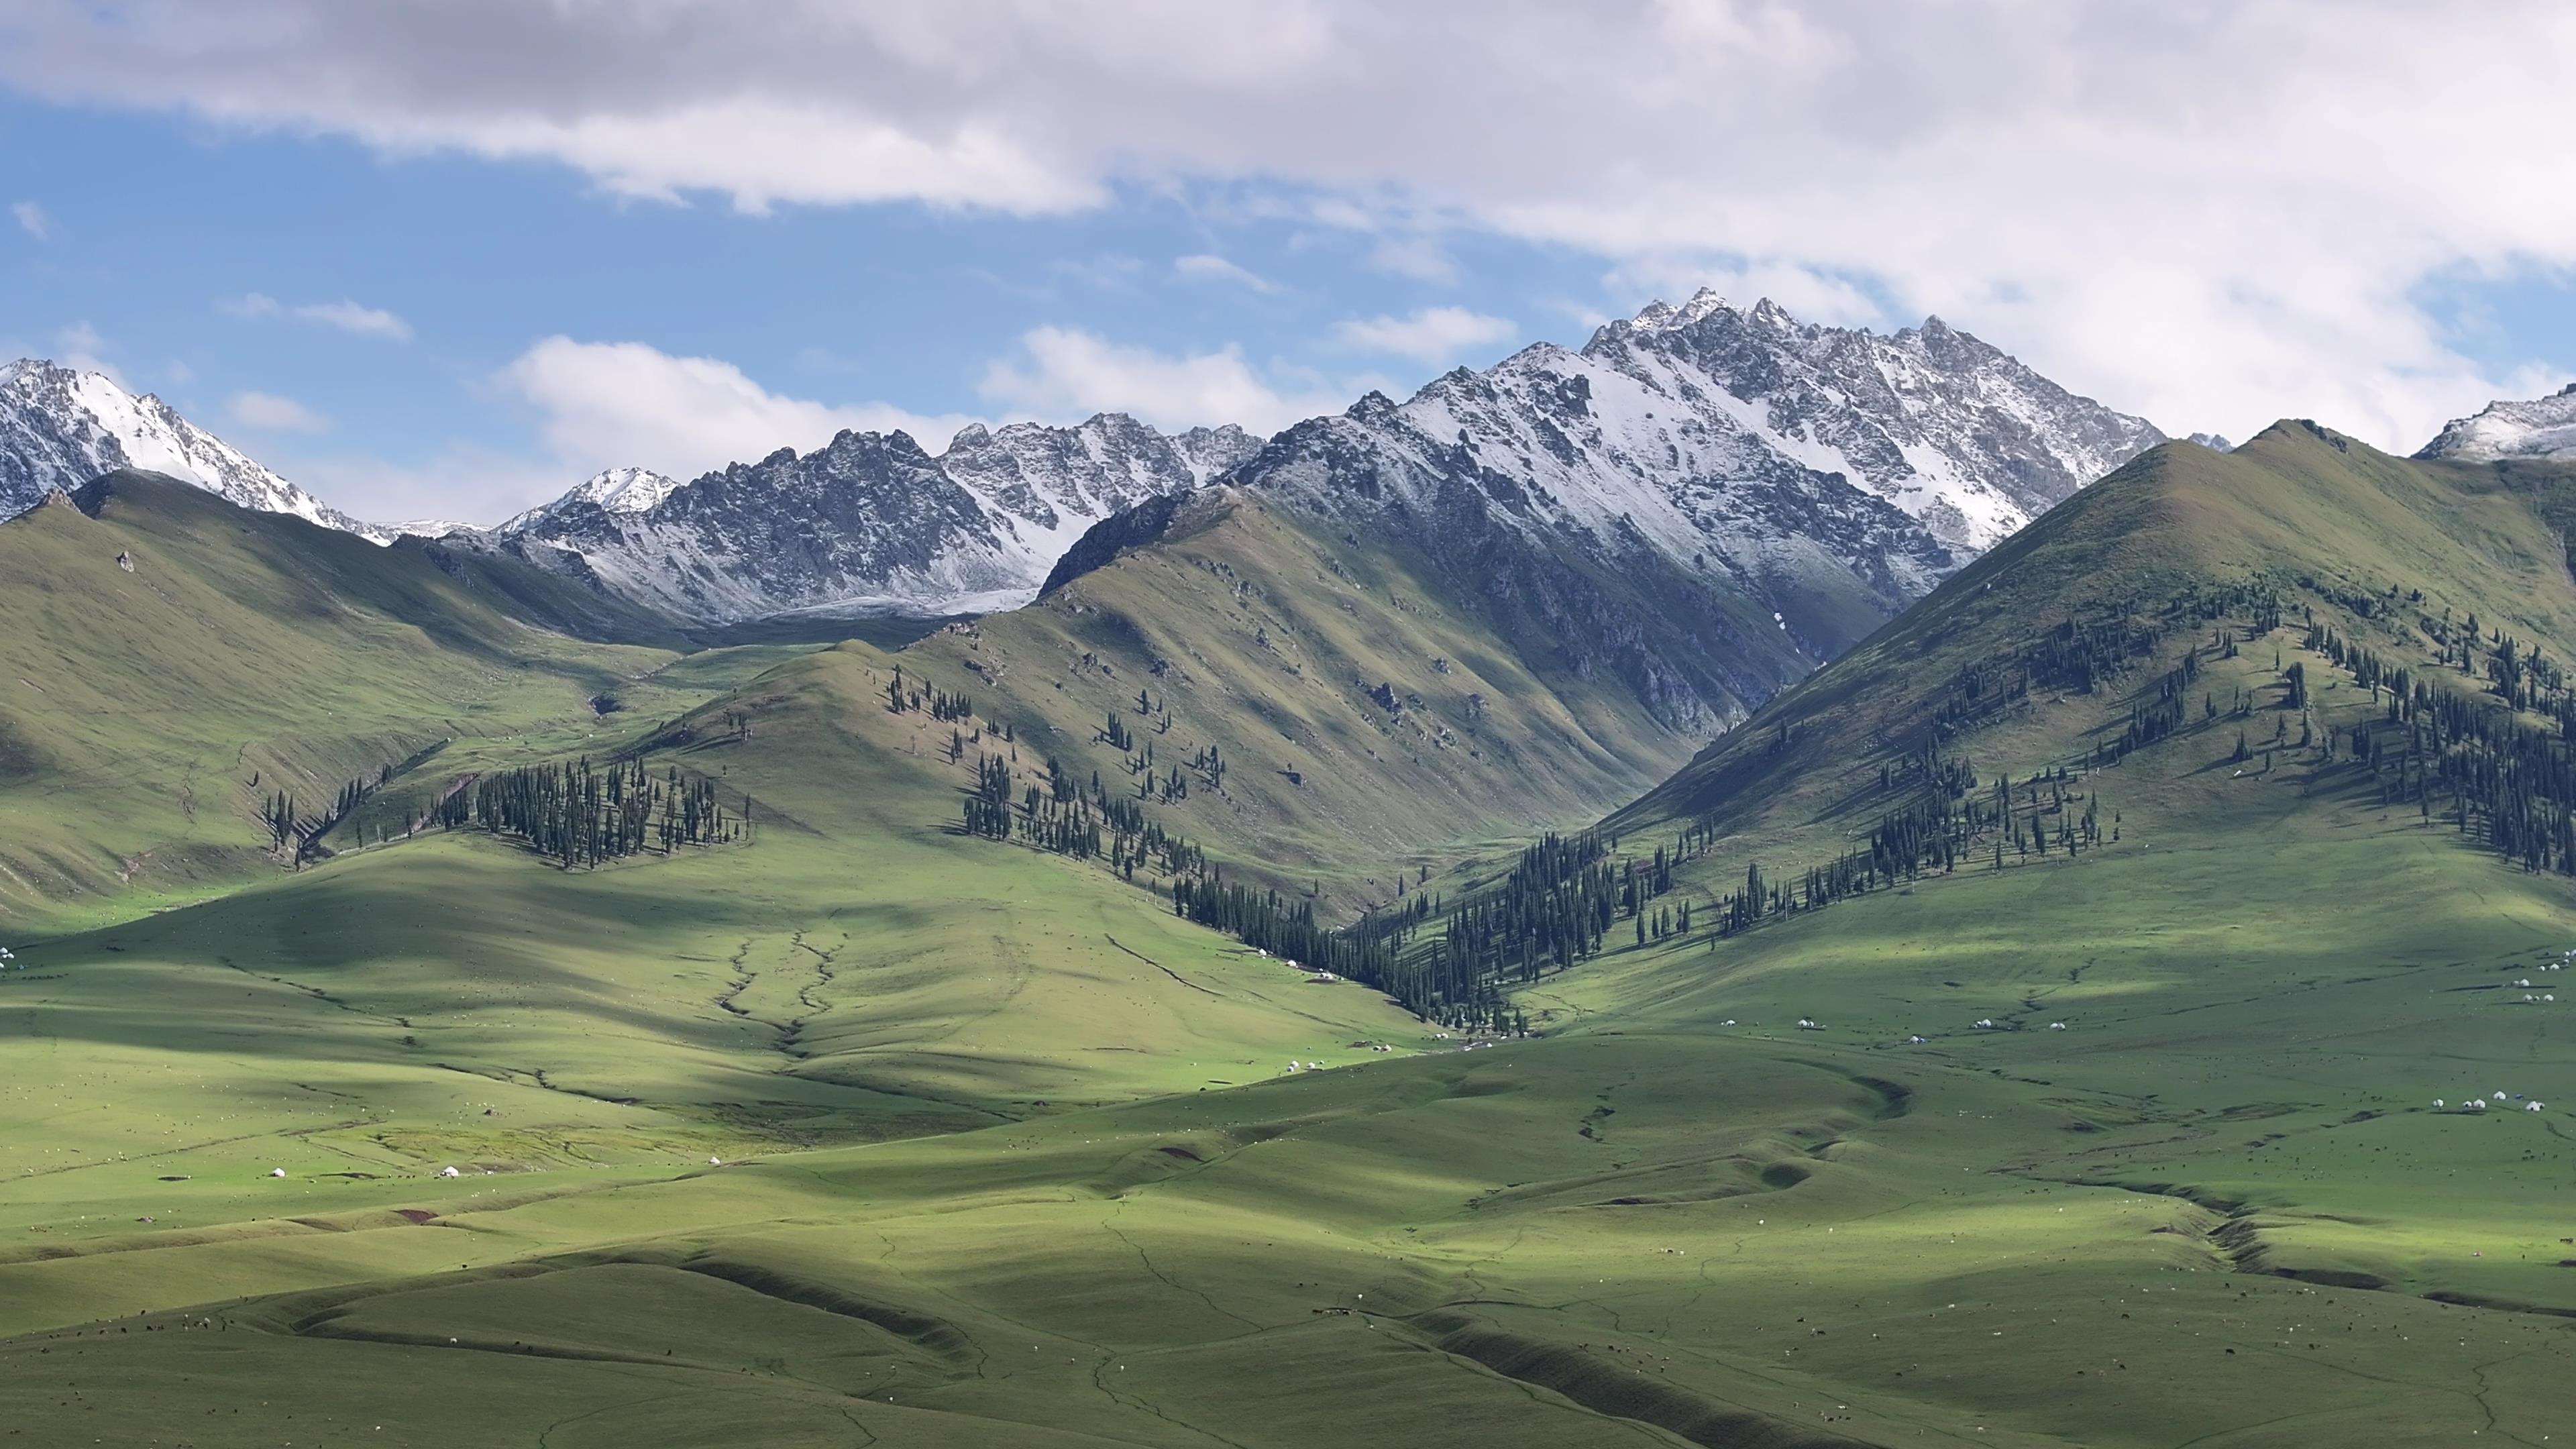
[4,0,2575,525]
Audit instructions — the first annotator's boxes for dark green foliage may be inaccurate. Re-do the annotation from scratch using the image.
[433,757,738,868]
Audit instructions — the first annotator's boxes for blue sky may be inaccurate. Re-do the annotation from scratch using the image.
[5,3,2573,523]
[1,95,1621,519]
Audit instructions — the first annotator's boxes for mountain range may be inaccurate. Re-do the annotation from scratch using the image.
[477,413,1261,621]
[2416,381,2576,461]
[2,294,2164,627]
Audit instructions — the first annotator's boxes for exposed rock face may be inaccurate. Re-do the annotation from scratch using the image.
[1140,293,2163,729]
[2418,384,2576,462]
[0,358,384,537]
[491,414,1260,621]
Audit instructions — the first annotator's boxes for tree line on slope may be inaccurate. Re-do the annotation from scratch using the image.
[427,757,745,869]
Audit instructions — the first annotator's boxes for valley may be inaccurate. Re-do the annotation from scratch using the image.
[3,351,2574,1447]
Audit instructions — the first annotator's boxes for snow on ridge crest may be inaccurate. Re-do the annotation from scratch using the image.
[0,356,396,540]
[2416,383,2576,463]
[491,411,1265,624]
[1438,292,2165,555]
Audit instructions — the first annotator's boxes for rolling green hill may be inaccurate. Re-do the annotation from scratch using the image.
[0,471,741,925]
[897,484,1792,911]
[8,433,2576,1446]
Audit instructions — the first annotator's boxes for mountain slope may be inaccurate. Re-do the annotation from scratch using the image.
[839,305,2155,897]
[1613,423,2576,849]
[490,413,1260,621]
[2416,380,2576,461]
[905,484,1772,893]
[10,428,2576,1449]
[0,471,718,922]
[1449,421,2576,1330]
[0,358,387,537]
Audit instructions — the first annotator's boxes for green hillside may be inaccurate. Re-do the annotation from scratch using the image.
[0,472,729,925]
[900,486,1758,910]
[8,435,2576,1446]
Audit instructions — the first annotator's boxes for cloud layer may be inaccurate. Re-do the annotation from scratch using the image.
[498,337,982,484]
[9,1,2575,448]
[1332,307,1515,364]
[221,292,413,340]
[227,388,329,432]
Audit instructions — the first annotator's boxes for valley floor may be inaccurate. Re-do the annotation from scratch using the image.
[3,809,2573,1448]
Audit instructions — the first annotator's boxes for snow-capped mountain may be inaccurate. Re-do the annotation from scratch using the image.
[497,294,2149,629]
[1574,291,2161,551]
[1222,291,2152,639]
[492,414,1259,622]
[1032,294,2163,731]
[2417,384,2576,462]
[498,466,684,533]
[0,358,388,538]
[378,519,476,541]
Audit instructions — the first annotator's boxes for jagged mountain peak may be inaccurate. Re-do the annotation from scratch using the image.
[0,356,392,540]
[2417,383,2576,463]
[1497,295,2166,553]
[488,409,1265,623]
[570,466,683,514]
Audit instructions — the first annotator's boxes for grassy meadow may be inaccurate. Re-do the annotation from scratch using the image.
[5,441,2576,1445]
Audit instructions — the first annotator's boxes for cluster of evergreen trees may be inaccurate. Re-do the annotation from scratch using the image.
[959,751,1205,881]
[1701,764,2104,936]
[1426,834,1619,989]
[2308,618,2576,873]
[431,757,743,868]
[885,664,973,722]
[1171,875,1430,994]
[259,743,448,867]
[262,791,299,852]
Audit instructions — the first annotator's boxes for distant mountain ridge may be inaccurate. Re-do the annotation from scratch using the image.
[505,292,2161,627]
[0,358,389,539]
[482,414,1261,622]
[2418,382,2576,462]
[1572,290,2165,550]
[5,294,2165,628]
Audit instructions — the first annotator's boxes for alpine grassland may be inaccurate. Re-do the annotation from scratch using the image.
[5,435,2576,1446]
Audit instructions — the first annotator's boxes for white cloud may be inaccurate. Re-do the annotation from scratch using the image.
[303,331,1335,526]
[1331,306,1515,364]
[220,292,411,339]
[227,389,331,432]
[11,201,48,240]
[1048,253,1147,290]
[21,2,2576,444]
[53,321,120,384]
[498,336,983,483]
[1173,253,1277,292]
[275,442,580,531]
[1599,258,1884,329]
[1364,235,1457,285]
[979,326,1354,433]
[296,299,411,339]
